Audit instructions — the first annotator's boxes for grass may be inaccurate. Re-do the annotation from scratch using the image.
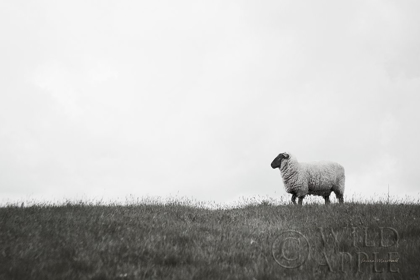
[1,198,419,280]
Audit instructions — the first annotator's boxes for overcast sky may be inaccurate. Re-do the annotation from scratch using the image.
[1,0,419,205]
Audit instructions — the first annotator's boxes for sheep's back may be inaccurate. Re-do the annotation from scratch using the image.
[301,161,344,192]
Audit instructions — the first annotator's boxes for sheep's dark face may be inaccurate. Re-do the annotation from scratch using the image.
[271,153,290,169]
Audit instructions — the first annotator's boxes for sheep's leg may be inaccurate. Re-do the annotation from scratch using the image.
[324,195,330,204]
[291,194,297,205]
[334,192,344,203]
[335,177,345,204]
[298,196,304,205]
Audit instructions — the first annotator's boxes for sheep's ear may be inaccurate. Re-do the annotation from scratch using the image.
[283,153,289,159]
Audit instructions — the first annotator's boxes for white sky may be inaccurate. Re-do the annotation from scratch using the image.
[1,0,420,204]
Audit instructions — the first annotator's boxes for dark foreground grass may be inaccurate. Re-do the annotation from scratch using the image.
[1,201,419,280]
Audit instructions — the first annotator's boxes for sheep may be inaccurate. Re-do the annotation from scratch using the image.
[271,152,345,205]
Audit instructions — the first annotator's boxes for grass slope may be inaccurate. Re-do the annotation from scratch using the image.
[1,201,419,280]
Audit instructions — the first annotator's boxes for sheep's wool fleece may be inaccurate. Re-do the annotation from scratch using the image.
[280,154,345,196]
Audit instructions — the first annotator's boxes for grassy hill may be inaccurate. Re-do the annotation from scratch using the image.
[1,200,419,279]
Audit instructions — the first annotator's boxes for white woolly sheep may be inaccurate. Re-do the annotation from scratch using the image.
[271,152,345,205]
